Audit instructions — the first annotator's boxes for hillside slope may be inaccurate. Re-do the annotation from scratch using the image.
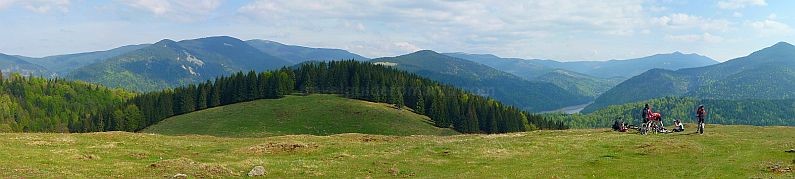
[0,75,133,132]
[372,50,590,112]
[447,52,718,79]
[0,53,49,76]
[246,39,369,63]
[534,69,622,98]
[585,42,795,112]
[1,125,793,178]
[68,36,292,91]
[142,94,459,137]
[24,44,148,75]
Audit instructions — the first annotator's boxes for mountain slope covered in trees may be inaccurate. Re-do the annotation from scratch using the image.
[68,36,292,91]
[447,52,718,79]
[0,73,133,132]
[585,42,795,112]
[0,53,50,76]
[534,69,623,98]
[143,94,459,137]
[23,44,148,75]
[372,50,590,112]
[246,39,369,63]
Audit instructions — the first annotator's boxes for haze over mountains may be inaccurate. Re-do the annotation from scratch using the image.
[371,50,590,111]
[584,42,795,112]
[0,53,49,76]
[446,52,718,98]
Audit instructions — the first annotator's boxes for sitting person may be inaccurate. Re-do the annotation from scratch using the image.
[673,119,685,132]
[618,122,628,132]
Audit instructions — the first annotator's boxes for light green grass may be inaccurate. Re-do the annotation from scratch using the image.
[141,94,459,137]
[1,125,793,178]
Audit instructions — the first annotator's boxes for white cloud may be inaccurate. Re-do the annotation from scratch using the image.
[119,0,222,22]
[666,33,724,43]
[733,12,743,17]
[718,0,766,9]
[393,42,421,52]
[653,13,731,32]
[0,0,70,13]
[749,19,793,35]
[237,0,652,57]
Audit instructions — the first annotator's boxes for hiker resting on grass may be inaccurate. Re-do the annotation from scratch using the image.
[619,122,628,132]
[673,119,684,132]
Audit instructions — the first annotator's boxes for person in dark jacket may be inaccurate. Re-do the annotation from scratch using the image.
[696,105,707,134]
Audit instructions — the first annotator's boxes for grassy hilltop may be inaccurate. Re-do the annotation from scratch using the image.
[1,125,793,178]
[142,94,459,137]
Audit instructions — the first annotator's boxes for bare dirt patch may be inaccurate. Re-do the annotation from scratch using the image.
[241,142,318,154]
[148,158,236,178]
[764,162,793,174]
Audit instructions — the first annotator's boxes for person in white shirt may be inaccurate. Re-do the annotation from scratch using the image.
[673,119,684,132]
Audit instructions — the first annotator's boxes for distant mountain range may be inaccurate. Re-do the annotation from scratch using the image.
[534,69,624,98]
[584,42,795,112]
[446,52,718,98]
[24,44,148,75]
[0,36,368,91]
[371,50,590,112]
[0,53,49,76]
[68,36,292,91]
[246,39,369,63]
[447,52,718,79]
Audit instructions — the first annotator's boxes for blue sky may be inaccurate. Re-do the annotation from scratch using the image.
[1,0,794,62]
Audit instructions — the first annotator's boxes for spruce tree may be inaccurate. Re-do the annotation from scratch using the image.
[197,83,208,110]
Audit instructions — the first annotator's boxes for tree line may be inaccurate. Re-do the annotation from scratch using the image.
[66,60,567,133]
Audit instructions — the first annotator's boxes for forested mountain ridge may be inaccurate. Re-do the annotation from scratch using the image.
[246,39,369,63]
[446,52,718,79]
[534,69,623,98]
[0,53,50,76]
[372,50,590,112]
[67,36,292,91]
[22,44,148,76]
[585,42,795,112]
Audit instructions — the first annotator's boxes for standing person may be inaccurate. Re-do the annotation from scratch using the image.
[696,105,707,134]
[641,104,650,124]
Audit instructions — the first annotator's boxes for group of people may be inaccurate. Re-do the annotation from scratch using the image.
[613,104,707,134]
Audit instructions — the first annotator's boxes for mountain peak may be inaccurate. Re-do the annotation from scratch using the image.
[749,41,795,57]
[154,39,177,45]
[412,50,439,55]
[771,41,794,49]
[194,36,242,41]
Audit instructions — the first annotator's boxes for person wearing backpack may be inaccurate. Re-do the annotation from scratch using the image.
[696,105,707,134]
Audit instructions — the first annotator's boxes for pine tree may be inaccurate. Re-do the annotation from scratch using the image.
[391,86,404,109]
[209,82,221,107]
[465,102,480,133]
[247,71,258,100]
[197,83,208,110]
[415,93,425,115]
[301,71,315,95]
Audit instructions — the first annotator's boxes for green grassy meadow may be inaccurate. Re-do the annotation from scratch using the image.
[142,94,459,137]
[1,124,793,178]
